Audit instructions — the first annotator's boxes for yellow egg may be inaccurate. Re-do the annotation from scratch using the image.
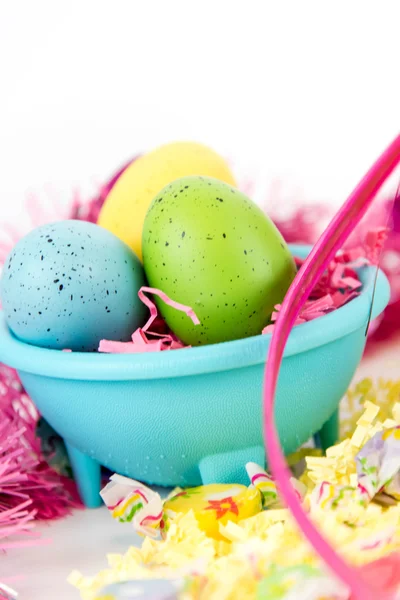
[97,141,236,260]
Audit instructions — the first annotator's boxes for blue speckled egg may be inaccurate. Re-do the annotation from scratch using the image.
[1,220,147,351]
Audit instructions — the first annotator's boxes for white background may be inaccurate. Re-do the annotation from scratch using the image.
[0,2,399,598]
[1,1,399,222]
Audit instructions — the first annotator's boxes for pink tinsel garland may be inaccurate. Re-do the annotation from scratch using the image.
[0,365,81,551]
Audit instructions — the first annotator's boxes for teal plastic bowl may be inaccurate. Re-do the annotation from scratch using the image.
[0,245,390,507]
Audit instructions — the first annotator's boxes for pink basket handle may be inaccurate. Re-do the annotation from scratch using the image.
[263,134,400,600]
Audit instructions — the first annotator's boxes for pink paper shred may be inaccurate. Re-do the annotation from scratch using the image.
[99,286,200,353]
[99,230,383,351]
[273,198,400,352]
[263,230,386,335]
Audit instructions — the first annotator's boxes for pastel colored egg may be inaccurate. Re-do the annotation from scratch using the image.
[97,141,236,260]
[1,220,147,351]
[142,176,296,346]
[164,483,262,540]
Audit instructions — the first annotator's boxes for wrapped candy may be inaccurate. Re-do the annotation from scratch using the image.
[164,483,261,540]
[101,476,263,541]
[309,424,400,517]
[357,427,400,502]
[246,462,307,509]
[100,475,165,538]
[101,463,310,542]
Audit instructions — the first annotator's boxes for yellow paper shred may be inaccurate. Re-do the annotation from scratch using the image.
[70,379,400,600]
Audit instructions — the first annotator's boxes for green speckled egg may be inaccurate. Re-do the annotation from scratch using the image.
[142,176,296,346]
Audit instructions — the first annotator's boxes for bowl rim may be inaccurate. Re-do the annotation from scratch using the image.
[0,244,390,381]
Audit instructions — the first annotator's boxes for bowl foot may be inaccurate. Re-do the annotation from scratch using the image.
[65,442,102,508]
[199,445,265,486]
[313,408,339,452]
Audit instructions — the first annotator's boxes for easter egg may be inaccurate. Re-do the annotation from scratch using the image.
[1,220,147,351]
[142,176,296,346]
[97,141,236,260]
[164,483,262,540]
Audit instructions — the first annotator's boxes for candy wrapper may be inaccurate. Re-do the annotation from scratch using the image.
[357,427,400,502]
[246,462,307,509]
[309,421,400,517]
[101,463,308,542]
[100,475,165,538]
[101,479,260,542]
